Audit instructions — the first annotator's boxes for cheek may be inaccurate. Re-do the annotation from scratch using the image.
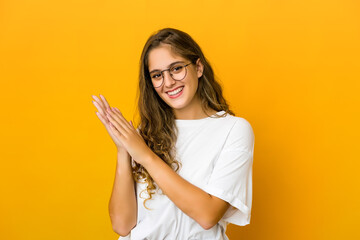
[153,86,162,95]
[188,75,199,92]
[155,88,167,100]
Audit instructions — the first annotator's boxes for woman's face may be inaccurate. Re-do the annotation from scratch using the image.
[147,44,204,116]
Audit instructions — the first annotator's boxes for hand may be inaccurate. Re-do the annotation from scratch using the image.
[105,106,154,166]
[92,94,153,165]
[92,94,127,151]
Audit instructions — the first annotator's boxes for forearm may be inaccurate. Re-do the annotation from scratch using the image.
[108,149,137,235]
[142,152,226,229]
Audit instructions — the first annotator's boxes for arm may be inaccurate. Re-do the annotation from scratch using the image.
[108,149,137,236]
[102,106,229,230]
[142,152,230,230]
[91,95,137,235]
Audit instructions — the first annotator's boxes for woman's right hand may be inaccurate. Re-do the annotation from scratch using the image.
[91,94,127,151]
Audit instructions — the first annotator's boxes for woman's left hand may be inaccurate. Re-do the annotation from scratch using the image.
[105,106,153,165]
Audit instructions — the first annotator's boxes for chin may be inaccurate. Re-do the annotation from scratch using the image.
[167,103,185,110]
[162,97,186,108]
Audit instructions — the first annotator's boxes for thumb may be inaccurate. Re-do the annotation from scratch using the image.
[130,121,140,135]
[130,120,135,128]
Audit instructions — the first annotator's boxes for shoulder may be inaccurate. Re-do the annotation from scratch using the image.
[232,116,254,135]
[223,115,255,153]
[223,114,254,136]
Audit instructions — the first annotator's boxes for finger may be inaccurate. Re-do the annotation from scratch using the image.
[114,107,121,114]
[95,111,109,125]
[114,107,136,130]
[92,100,107,116]
[109,107,133,131]
[108,121,123,140]
[95,112,122,142]
[131,121,142,136]
[129,120,136,131]
[99,94,111,110]
[92,95,106,110]
[106,110,128,135]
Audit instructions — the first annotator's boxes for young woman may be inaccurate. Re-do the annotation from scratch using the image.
[92,28,255,240]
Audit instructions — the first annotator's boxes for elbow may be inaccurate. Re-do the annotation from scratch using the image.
[200,223,215,230]
[112,223,133,236]
[113,227,130,237]
[110,216,136,236]
[198,216,219,230]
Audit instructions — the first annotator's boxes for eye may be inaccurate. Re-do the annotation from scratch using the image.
[151,73,162,79]
[171,65,183,73]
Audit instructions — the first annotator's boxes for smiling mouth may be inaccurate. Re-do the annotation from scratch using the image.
[167,86,184,96]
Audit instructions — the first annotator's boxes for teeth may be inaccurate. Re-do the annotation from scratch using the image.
[168,87,183,96]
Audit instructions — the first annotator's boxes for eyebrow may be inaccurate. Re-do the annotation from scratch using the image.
[149,61,185,74]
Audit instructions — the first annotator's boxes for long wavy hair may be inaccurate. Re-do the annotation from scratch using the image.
[132,28,235,209]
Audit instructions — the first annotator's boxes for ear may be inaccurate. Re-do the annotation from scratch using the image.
[195,58,204,78]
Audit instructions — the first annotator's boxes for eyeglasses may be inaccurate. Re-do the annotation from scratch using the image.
[149,62,192,88]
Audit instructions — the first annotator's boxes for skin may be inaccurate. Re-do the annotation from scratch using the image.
[91,44,230,233]
[148,43,217,119]
[92,95,137,235]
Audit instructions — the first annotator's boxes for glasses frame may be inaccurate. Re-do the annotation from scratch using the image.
[150,62,192,88]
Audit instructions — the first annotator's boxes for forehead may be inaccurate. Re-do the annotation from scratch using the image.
[148,44,187,71]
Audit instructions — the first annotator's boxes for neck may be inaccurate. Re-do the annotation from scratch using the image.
[173,96,217,120]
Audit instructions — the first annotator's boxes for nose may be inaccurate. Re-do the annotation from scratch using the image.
[162,70,176,88]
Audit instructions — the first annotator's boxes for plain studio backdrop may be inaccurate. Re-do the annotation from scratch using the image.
[0,0,359,239]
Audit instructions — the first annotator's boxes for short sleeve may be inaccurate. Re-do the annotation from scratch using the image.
[202,118,255,226]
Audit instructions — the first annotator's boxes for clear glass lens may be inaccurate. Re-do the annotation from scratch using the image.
[170,64,185,80]
[150,63,188,88]
[150,71,162,88]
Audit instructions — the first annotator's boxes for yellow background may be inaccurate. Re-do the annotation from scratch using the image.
[1,0,359,239]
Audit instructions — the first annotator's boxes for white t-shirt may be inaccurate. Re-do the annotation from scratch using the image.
[119,110,255,240]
